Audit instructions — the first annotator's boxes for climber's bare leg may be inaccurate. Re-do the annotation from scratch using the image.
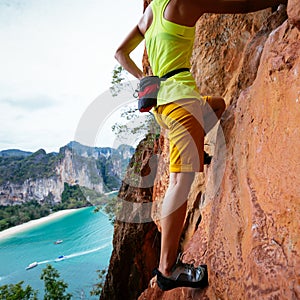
[204,96,226,133]
[158,172,195,276]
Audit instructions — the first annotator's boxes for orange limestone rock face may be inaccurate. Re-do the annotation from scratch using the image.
[139,2,299,300]
[184,19,299,300]
[102,1,299,300]
[287,0,300,29]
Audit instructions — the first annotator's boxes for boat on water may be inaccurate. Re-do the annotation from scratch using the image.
[55,255,66,262]
[54,239,63,244]
[26,262,38,270]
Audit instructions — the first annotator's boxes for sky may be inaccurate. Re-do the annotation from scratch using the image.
[0,0,144,152]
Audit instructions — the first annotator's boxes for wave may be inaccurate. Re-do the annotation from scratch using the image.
[67,243,110,258]
[38,259,52,264]
[37,242,111,265]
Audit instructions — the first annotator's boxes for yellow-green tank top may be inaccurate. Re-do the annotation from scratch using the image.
[144,0,201,106]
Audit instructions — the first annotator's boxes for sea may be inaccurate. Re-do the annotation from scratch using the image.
[0,206,113,299]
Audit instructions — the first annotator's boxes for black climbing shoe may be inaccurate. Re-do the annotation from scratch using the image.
[153,261,208,291]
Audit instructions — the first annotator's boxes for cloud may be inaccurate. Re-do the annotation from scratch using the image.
[2,95,57,111]
[0,0,144,152]
[0,0,25,8]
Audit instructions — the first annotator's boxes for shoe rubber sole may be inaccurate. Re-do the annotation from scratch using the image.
[153,265,209,291]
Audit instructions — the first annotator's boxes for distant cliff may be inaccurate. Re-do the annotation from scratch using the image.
[101,1,299,299]
[0,141,134,205]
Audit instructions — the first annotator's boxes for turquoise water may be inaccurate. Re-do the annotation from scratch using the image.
[0,207,113,299]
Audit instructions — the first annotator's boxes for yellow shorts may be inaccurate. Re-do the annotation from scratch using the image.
[154,97,209,173]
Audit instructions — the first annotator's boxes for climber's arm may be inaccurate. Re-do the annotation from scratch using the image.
[114,4,153,80]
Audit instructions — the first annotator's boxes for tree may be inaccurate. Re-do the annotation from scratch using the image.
[40,264,72,300]
[110,65,132,97]
[90,269,107,296]
[0,265,73,299]
[0,281,38,300]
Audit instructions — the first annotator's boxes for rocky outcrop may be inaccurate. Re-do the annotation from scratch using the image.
[0,142,134,205]
[0,148,104,204]
[138,2,299,300]
[100,134,160,300]
[101,1,299,300]
[287,0,300,29]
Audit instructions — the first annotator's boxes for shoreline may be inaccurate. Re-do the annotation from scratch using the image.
[0,208,82,241]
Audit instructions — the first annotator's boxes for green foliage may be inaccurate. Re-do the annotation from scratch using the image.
[0,265,72,299]
[110,65,127,97]
[67,142,130,192]
[53,183,90,211]
[0,149,62,185]
[80,187,106,205]
[0,142,130,208]
[69,152,102,186]
[111,103,160,148]
[61,183,86,203]
[0,184,91,232]
[96,157,122,191]
[90,268,107,296]
[0,281,38,300]
[0,265,108,299]
[110,64,137,101]
[93,194,119,225]
[0,149,32,157]
[40,265,72,300]
[0,201,51,231]
[103,196,121,224]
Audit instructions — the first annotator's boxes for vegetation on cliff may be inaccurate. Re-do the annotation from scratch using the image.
[0,149,62,185]
[0,264,71,300]
[0,142,134,189]
[0,183,91,231]
[0,263,107,299]
[0,140,135,217]
[0,201,50,231]
[67,141,135,190]
[0,141,135,231]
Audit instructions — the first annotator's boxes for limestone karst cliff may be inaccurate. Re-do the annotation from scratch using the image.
[0,142,134,205]
[101,1,299,299]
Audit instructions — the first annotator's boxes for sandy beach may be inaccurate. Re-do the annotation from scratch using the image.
[0,209,79,241]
